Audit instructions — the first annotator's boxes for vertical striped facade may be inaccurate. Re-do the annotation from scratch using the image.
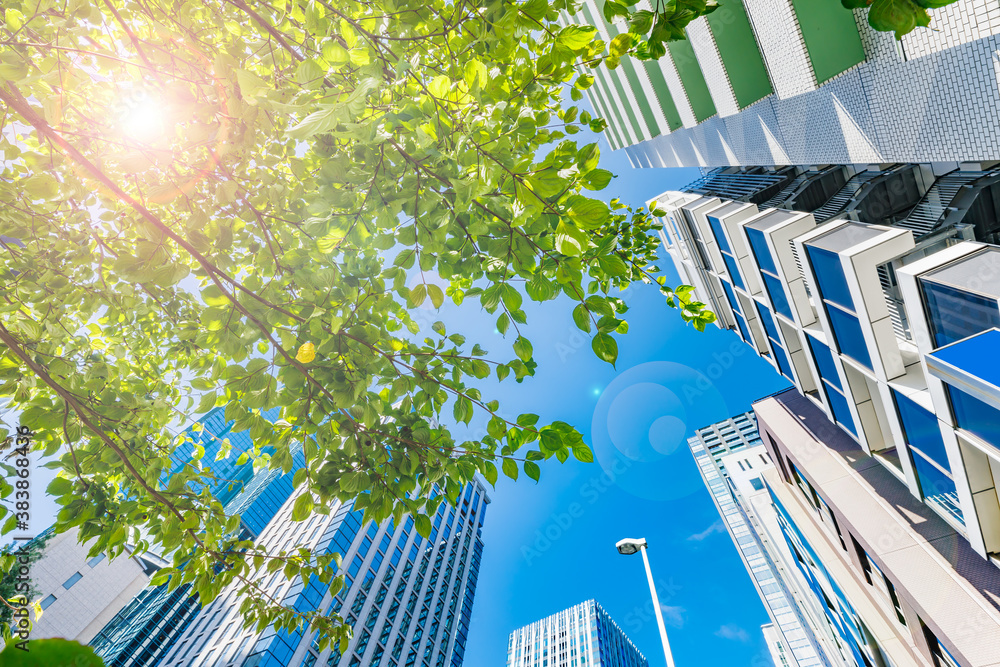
[506,600,648,667]
[570,0,1000,167]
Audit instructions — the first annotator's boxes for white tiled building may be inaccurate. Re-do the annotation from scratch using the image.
[571,0,1000,167]
[28,527,167,643]
[655,170,1000,665]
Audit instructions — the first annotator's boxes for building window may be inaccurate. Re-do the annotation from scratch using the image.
[807,336,857,437]
[746,227,793,320]
[762,273,793,320]
[40,594,57,610]
[946,383,1000,451]
[855,540,906,626]
[824,305,872,369]
[805,244,872,369]
[922,622,961,667]
[87,554,106,568]
[756,303,794,381]
[893,391,949,468]
[721,280,752,343]
[920,277,1000,349]
[63,572,83,590]
[722,253,746,290]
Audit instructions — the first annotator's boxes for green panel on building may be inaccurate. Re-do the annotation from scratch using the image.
[621,59,662,138]
[706,0,772,108]
[593,66,635,145]
[668,39,716,122]
[790,0,866,84]
[642,62,683,131]
[579,3,646,141]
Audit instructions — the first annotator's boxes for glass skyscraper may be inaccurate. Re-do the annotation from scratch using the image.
[90,408,294,667]
[688,414,840,667]
[506,600,647,667]
[158,479,489,667]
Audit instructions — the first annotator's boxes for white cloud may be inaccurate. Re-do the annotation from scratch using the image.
[686,519,725,542]
[715,624,750,642]
[660,605,685,629]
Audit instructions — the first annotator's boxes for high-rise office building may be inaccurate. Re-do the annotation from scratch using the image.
[567,0,1000,167]
[90,444,306,667]
[506,600,648,667]
[658,169,1000,664]
[688,414,844,667]
[158,480,488,667]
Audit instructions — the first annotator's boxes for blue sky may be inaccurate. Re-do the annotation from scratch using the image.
[10,111,794,665]
[420,138,792,666]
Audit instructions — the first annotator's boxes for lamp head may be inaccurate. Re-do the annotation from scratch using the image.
[616,538,648,555]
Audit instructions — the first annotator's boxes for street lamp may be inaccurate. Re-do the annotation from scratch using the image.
[616,538,676,667]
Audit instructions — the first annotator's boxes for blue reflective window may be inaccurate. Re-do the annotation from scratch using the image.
[807,337,841,390]
[825,385,857,436]
[948,384,1000,449]
[721,280,742,315]
[763,273,793,320]
[722,253,745,290]
[756,304,793,382]
[806,245,854,310]
[825,306,872,369]
[721,280,752,343]
[910,451,963,525]
[707,216,731,253]
[63,572,83,589]
[921,279,1000,348]
[746,227,777,275]
[757,303,780,340]
[734,312,751,343]
[892,390,949,470]
[772,343,794,380]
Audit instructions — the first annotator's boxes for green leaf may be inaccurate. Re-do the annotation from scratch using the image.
[513,336,533,362]
[557,25,597,50]
[291,493,313,521]
[482,461,498,486]
[591,333,618,366]
[597,254,628,277]
[573,304,591,332]
[576,143,600,172]
[415,514,432,539]
[523,460,540,482]
[609,34,635,57]
[554,221,588,256]
[409,283,427,307]
[572,443,594,463]
[501,457,518,481]
[629,9,655,34]
[867,0,930,38]
[427,284,444,309]
[46,476,73,496]
[463,60,488,89]
[582,169,613,191]
[567,199,610,229]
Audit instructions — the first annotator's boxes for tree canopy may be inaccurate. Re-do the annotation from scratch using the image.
[0,0,715,648]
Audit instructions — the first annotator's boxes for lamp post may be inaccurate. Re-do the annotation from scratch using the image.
[616,538,676,667]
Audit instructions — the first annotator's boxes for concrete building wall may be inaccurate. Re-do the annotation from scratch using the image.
[757,391,1000,667]
[30,527,152,643]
